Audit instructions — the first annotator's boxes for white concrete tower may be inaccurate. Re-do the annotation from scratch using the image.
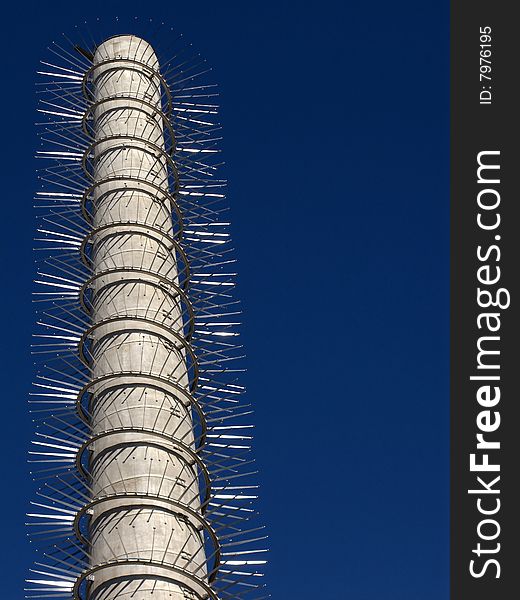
[28,29,267,600]
[83,35,211,600]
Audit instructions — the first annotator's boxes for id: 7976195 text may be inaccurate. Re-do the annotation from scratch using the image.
[480,26,492,105]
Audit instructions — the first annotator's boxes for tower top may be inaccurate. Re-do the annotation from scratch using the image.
[94,34,158,68]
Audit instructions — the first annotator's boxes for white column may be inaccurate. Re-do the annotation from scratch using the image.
[84,35,210,600]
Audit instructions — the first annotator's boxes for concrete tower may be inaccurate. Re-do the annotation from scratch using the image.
[84,36,209,600]
[27,29,267,600]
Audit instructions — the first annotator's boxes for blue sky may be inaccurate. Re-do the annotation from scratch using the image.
[0,1,449,598]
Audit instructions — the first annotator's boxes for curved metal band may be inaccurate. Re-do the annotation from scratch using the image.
[83,58,173,116]
[79,268,195,338]
[76,372,206,445]
[78,315,199,387]
[79,222,190,284]
[82,137,179,189]
[82,95,176,145]
[76,428,211,504]
[80,176,183,233]
[73,561,217,600]
[73,494,220,578]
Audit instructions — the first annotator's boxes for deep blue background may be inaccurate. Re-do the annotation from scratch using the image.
[0,1,449,598]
